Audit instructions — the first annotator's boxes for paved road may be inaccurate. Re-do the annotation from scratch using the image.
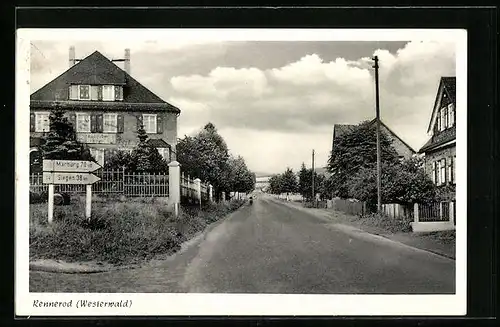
[30,195,455,293]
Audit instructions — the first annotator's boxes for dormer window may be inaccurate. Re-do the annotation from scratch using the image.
[437,102,455,132]
[102,85,115,101]
[69,84,124,101]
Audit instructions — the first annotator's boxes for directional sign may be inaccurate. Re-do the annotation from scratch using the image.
[43,172,101,185]
[43,160,102,173]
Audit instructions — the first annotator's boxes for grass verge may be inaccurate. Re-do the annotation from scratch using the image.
[30,197,245,265]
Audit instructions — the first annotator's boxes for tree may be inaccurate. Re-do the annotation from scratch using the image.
[347,158,437,211]
[176,122,230,199]
[281,168,298,194]
[225,155,255,193]
[129,124,169,172]
[327,120,399,198]
[40,108,94,161]
[298,163,309,198]
[104,150,133,170]
[268,174,284,194]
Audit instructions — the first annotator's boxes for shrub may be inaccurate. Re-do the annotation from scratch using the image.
[354,212,413,233]
[30,198,245,265]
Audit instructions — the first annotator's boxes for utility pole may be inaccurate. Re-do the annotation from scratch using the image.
[373,56,382,213]
[312,149,315,206]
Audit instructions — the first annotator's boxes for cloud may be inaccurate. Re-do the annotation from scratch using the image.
[169,40,455,164]
[29,39,456,174]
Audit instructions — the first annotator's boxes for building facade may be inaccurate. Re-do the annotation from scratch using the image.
[30,47,180,170]
[419,76,456,201]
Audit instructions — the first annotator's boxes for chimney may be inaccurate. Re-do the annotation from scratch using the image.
[69,46,75,68]
[124,48,131,75]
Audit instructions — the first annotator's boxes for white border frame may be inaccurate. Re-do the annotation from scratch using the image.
[16,28,467,317]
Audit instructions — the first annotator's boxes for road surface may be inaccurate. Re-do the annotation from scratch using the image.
[30,195,455,293]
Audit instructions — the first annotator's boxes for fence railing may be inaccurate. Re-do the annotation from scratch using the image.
[31,168,212,202]
[30,169,170,197]
[414,201,455,223]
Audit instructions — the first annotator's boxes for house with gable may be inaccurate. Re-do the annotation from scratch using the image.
[30,46,181,170]
[418,76,456,201]
[332,119,416,161]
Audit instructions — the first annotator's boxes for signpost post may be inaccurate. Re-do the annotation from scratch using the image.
[42,159,102,223]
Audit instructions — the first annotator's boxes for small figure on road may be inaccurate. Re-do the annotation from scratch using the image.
[249,196,253,205]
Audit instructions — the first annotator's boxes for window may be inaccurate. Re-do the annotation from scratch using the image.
[448,156,454,184]
[443,106,448,129]
[76,113,91,132]
[79,85,90,100]
[157,147,170,161]
[103,114,118,133]
[114,86,123,101]
[440,158,447,185]
[89,148,105,167]
[35,112,50,132]
[102,85,115,101]
[439,108,446,131]
[431,162,436,184]
[453,155,456,183]
[142,114,157,134]
[435,161,441,185]
[448,103,455,127]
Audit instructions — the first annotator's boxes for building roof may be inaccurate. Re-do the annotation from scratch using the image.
[426,76,456,133]
[30,51,181,114]
[332,119,416,153]
[146,138,171,148]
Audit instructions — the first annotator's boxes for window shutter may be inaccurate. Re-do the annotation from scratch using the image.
[117,114,124,133]
[96,114,103,133]
[448,156,453,184]
[90,114,97,133]
[431,162,436,184]
[30,113,35,132]
[68,113,77,130]
[157,115,163,134]
[443,158,447,184]
[114,86,123,100]
[97,86,103,101]
[69,85,78,100]
[449,104,455,126]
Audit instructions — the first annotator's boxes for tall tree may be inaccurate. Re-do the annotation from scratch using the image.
[129,124,168,172]
[281,168,298,194]
[40,108,94,161]
[298,163,309,198]
[176,122,230,199]
[327,120,399,198]
[268,174,283,195]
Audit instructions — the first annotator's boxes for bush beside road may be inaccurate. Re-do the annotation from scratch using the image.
[30,196,246,269]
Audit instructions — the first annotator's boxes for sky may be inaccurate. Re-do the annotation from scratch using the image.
[29,35,456,175]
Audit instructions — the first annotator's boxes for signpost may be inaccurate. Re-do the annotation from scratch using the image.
[43,159,102,223]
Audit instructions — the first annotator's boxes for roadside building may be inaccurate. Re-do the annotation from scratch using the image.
[30,47,180,170]
[418,76,456,201]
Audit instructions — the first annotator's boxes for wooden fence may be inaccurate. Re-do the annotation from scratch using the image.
[381,203,414,220]
[327,198,367,216]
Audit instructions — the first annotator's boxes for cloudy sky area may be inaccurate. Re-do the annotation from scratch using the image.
[30,39,456,175]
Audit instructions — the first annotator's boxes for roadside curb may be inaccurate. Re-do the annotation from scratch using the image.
[269,196,456,261]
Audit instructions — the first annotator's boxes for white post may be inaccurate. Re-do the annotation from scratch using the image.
[439,201,444,220]
[413,203,419,223]
[194,178,202,208]
[208,184,213,203]
[168,161,181,217]
[48,184,54,224]
[86,184,92,220]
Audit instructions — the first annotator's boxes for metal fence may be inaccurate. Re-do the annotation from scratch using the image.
[417,201,454,222]
[30,169,170,197]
